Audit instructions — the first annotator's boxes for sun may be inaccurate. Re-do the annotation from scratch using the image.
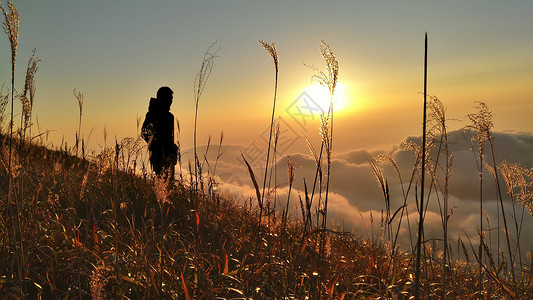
[303,81,349,114]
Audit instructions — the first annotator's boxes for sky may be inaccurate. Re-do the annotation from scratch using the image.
[2,1,533,253]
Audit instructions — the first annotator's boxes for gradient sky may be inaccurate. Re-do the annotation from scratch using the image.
[2,0,532,153]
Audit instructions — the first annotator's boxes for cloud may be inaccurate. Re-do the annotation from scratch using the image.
[186,130,533,252]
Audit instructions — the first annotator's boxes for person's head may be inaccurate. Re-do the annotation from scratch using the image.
[157,86,173,109]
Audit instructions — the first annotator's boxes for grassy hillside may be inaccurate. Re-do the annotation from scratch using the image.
[0,135,528,299]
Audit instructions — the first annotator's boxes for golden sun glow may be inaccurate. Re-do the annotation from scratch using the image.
[303,82,350,115]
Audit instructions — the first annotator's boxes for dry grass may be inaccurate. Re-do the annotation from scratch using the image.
[1,3,531,297]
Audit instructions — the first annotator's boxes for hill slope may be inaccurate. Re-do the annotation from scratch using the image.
[0,137,526,299]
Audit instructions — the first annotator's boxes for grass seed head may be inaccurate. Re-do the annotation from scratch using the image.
[259,40,279,76]
[1,1,20,65]
[194,41,220,104]
[499,161,533,216]
[307,41,339,97]
[466,101,493,155]
[287,156,297,187]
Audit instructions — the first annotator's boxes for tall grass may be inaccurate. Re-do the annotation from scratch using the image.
[193,41,219,193]
[258,40,279,228]
[465,101,493,295]
[306,41,339,260]
[427,96,453,297]
[19,48,39,144]
[73,88,84,156]
[1,0,21,290]
[414,32,428,300]
[500,160,533,282]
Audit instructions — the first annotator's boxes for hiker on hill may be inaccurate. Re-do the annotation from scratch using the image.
[141,86,178,179]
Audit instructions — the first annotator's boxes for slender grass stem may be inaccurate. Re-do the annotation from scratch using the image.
[414,32,428,300]
[258,40,279,229]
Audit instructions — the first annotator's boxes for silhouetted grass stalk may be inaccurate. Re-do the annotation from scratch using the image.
[368,156,391,241]
[193,41,219,193]
[466,101,493,295]
[500,160,533,283]
[208,131,223,201]
[282,156,296,249]
[414,32,428,300]
[19,48,39,147]
[305,137,323,235]
[428,96,453,297]
[307,40,338,241]
[305,41,338,296]
[73,88,84,156]
[486,141,517,294]
[1,1,21,289]
[258,40,279,227]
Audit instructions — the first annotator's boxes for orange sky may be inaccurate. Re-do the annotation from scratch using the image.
[1,1,532,154]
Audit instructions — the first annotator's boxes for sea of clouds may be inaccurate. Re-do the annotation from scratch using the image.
[184,129,533,259]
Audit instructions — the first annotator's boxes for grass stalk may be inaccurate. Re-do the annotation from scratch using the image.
[487,148,517,295]
[193,41,219,192]
[466,101,493,295]
[1,1,21,290]
[258,40,279,227]
[73,88,84,156]
[306,41,339,261]
[414,32,428,300]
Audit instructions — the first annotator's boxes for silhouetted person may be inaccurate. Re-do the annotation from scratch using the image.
[141,86,178,179]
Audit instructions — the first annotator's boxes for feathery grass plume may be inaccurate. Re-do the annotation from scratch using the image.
[368,156,391,240]
[426,95,455,295]
[287,156,297,188]
[375,152,418,254]
[500,161,533,216]
[465,101,493,292]
[500,159,533,261]
[306,42,339,278]
[1,1,18,63]
[193,41,219,191]
[466,102,493,159]
[258,40,279,227]
[306,41,339,211]
[259,40,279,76]
[73,88,84,155]
[19,48,40,142]
[307,41,339,98]
[505,163,533,216]
[2,0,20,188]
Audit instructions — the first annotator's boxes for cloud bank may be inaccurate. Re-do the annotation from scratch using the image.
[183,130,533,255]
